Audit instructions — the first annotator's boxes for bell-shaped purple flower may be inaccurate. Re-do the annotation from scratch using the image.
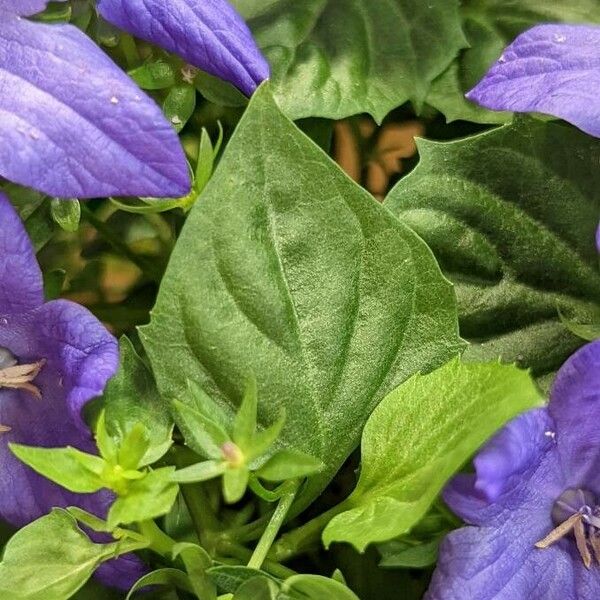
[0,192,143,588]
[97,0,270,97]
[0,0,190,198]
[427,338,600,599]
[467,24,600,139]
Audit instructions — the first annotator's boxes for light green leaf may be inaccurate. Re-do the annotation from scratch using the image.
[171,400,230,459]
[141,84,463,512]
[10,444,105,493]
[171,460,227,484]
[232,0,466,121]
[427,0,600,122]
[163,84,196,132]
[207,566,279,594]
[223,467,250,504]
[129,60,176,90]
[118,423,151,470]
[0,509,145,600]
[233,375,258,450]
[126,569,193,599]
[100,338,172,466]
[280,575,359,600]
[107,467,179,528]
[322,358,542,550]
[50,199,80,232]
[385,119,600,382]
[257,450,323,482]
[171,543,216,600]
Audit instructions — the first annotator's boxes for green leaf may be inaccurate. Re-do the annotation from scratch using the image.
[107,467,179,528]
[223,467,250,504]
[164,84,196,132]
[426,0,600,122]
[10,444,105,493]
[100,338,172,466]
[126,569,193,599]
[172,400,230,459]
[141,84,463,512]
[232,0,466,121]
[257,450,323,482]
[385,119,600,382]
[233,375,258,450]
[129,60,176,90]
[171,543,216,600]
[378,537,441,569]
[50,198,80,232]
[247,411,286,460]
[280,575,359,600]
[322,358,542,550]
[235,577,280,600]
[0,509,144,600]
[559,308,600,342]
[5,184,54,250]
[207,566,279,594]
[171,460,227,483]
[118,423,151,470]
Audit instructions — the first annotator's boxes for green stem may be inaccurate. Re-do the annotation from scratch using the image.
[119,34,141,68]
[81,205,162,283]
[270,501,350,563]
[247,481,298,571]
[138,520,176,557]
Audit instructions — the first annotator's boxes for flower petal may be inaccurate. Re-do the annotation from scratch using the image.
[444,409,559,524]
[549,339,600,486]
[0,16,190,198]
[467,24,600,138]
[426,517,594,600]
[0,0,65,17]
[97,0,270,96]
[0,193,43,315]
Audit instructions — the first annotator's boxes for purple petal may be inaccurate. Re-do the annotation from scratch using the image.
[444,409,561,525]
[0,0,65,17]
[0,193,43,314]
[549,339,600,487]
[0,16,190,198]
[97,0,270,96]
[467,24,600,138]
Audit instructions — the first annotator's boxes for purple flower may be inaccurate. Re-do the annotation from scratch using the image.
[427,340,600,599]
[0,1,190,198]
[466,24,600,138]
[97,0,270,96]
[0,192,142,588]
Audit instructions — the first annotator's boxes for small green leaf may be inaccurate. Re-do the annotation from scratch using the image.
[0,509,145,600]
[50,198,80,232]
[257,450,323,482]
[126,569,193,599]
[171,543,216,600]
[233,375,258,451]
[100,338,173,466]
[171,460,227,483]
[107,467,179,529]
[128,60,176,90]
[194,70,248,107]
[559,308,600,342]
[163,84,196,132]
[378,537,442,569]
[234,577,279,600]
[322,358,542,551]
[172,400,230,459]
[95,411,118,464]
[247,411,286,461]
[10,444,105,493]
[280,575,359,600]
[207,566,279,594]
[223,467,250,504]
[118,423,151,470]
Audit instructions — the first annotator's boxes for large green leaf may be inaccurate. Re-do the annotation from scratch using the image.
[322,358,542,550]
[427,0,600,123]
[0,509,145,599]
[232,0,466,122]
[141,84,463,511]
[385,119,600,383]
